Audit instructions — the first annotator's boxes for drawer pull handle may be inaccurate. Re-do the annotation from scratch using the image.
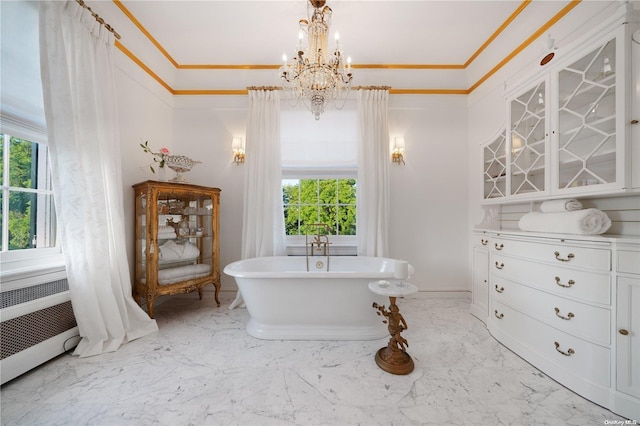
[494,310,504,319]
[554,276,575,288]
[619,329,629,336]
[494,285,504,293]
[554,341,575,356]
[495,262,504,270]
[554,307,575,321]
[554,251,575,262]
[495,243,503,250]
[481,239,488,246]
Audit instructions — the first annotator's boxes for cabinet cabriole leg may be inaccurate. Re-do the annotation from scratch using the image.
[214,282,221,307]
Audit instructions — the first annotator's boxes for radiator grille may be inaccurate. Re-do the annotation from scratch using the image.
[0,301,77,359]
[0,279,69,309]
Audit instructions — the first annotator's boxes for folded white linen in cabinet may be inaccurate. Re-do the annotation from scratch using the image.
[157,264,212,285]
[160,240,200,261]
[518,209,611,235]
[539,198,583,213]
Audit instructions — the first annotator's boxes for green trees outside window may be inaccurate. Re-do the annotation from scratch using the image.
[283,178,357,236]
[0,134,56,251]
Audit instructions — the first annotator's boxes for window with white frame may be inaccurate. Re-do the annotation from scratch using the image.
[282,178,356,236]
[281,107,358,249]
[0,134,56,252]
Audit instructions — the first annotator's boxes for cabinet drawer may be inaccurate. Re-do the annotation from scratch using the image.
[491,278,610,345]
[490,301,610,387]
[491,254,611,305]
[492,238,611,271]
[472,232,491,248]
[617,249,640,275]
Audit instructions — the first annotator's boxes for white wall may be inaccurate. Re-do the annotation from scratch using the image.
[388,95,469,292]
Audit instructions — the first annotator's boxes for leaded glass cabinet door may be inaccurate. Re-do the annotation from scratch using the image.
[556,37,618,191]
[483,128,507,200]
[509,80,548,197]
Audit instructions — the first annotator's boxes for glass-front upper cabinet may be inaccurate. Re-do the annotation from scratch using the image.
[508,79,548,197]
[485,12,638,205]
[483,128,507,200]
[556,38,618,191]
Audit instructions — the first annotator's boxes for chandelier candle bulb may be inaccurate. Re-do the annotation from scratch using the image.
[394,261,410,280]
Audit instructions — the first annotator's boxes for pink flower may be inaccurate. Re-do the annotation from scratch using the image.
[140,140,170,173]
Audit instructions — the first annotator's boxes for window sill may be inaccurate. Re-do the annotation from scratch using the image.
[286,244,357,256]
[0,252,66,287]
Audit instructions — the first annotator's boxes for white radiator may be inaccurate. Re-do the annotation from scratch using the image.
[1,271,79,384]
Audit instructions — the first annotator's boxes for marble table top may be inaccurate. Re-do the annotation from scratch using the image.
[368,280,418,297]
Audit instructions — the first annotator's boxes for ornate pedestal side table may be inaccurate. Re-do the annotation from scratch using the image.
[368,280,418,375]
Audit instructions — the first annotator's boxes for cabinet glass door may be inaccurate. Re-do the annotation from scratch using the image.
[483,129,507,200]
[509,81,547,196]
[134,191,147,286]
[156,191,214,279]
[557,38,616,189]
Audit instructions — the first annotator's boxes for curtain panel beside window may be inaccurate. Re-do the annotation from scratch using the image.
[39,0,157,357]
[356,89,390,257]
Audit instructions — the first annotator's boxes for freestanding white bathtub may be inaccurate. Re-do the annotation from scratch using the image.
[223,256,414,340]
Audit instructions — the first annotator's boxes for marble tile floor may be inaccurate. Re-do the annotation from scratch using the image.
[0,295,628,426]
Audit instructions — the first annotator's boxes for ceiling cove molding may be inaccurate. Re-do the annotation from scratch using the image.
[112,0,580,96]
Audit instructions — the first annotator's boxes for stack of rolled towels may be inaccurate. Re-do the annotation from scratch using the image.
[518,198,611,235]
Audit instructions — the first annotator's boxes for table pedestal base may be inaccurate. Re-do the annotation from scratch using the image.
[371,294,416,375]
[375,346,414,375]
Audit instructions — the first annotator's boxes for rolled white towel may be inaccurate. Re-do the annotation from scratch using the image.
[158,231,177,239]
[519,209,611,235]
[539,199,583,213]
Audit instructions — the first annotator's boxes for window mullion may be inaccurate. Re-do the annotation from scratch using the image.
[2,135,9,251]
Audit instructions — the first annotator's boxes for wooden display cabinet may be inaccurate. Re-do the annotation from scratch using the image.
[133,180,221,317]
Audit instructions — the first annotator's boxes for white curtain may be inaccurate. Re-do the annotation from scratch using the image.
[230,89,286,309]
[39,1,158,357]
[356,89,390,257]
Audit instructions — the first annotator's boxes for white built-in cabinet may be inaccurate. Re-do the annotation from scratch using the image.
[482,8,640,203]
[616,244,640,413]
[470,231,640,420]
[473,5,640,420]
[470,232,490,323]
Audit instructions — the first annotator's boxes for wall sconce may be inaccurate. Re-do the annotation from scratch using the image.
[232,137,245,165]
[392,137,406,165]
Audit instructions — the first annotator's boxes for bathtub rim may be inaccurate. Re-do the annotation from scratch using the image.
[223,255,414,279]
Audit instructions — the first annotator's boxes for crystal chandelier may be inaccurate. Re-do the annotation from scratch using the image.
[280,0,353,120]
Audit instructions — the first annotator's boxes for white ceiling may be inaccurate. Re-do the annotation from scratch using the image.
[105,0,619,93]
